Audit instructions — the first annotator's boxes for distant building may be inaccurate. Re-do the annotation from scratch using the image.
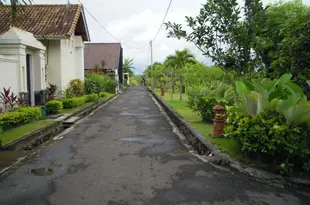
[84,43,124,87]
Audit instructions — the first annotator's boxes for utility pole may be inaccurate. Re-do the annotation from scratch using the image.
[150,40,154,89]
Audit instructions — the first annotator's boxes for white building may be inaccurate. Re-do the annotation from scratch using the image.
[0,4,90,106]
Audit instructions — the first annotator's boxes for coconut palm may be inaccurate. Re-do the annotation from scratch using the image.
[165,49,196,101]
[123,58,135,77]
[0,0,32,22]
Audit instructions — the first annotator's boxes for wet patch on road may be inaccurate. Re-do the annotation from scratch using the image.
[30,167,53,176]
[119,136,163,144]
[67,162,89,174]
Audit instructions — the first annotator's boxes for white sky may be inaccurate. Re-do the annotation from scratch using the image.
[34,0,310,74]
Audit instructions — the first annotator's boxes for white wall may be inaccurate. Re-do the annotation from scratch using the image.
[74,36,84,81]
[60,35,76,90]
[0,55,19,97]
[42,35,85,92]
[46,40,62,90]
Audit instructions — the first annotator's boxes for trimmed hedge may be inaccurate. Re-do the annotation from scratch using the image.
[46,100,63,114]
[61,96,86,109]
[0,107,41,131]
[85,94,98,103]
[99,92,106,98]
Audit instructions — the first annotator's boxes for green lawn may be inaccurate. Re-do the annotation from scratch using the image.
[155,90,246,161]
[0,120,53,146]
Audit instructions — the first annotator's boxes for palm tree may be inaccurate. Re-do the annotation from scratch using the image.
[165,49,196,101]
[0,0,32,23]
[123,58,135,77]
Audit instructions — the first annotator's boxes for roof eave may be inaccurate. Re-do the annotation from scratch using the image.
[80,6,90,41]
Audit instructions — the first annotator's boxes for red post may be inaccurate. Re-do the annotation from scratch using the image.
[212,105,226,137]
[161,88,165,96]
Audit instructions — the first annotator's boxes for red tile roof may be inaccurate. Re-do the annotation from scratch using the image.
[84,43,122,70]
[0,4,89,41]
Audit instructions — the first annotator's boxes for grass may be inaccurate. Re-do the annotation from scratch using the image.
[155,90,246,161]
[0,120,53,146]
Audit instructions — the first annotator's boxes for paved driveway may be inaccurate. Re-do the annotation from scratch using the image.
[0,86,309,205]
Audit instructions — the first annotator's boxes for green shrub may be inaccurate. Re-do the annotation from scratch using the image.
[0,107,41,131]
[16,107,41,121]
[61,96,86,109]
[130,78,138,86]
[187,87,231,122]
[69,79,84,96]
[85,73,117,94]
[85,94,98,102]
[225,107,310,174]
[46,100,63,114]
[99,92,106,97]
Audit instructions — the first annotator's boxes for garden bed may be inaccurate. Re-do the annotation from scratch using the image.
[154,90,245,161]
[0,94,115,151]
[150,89,310,187]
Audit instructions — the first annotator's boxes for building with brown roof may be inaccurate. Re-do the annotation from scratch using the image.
[0,4,90,106]
[84,43,124,85]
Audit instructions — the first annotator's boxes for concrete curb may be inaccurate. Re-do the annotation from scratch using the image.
[1,95,116,151]
[148,88,310,188]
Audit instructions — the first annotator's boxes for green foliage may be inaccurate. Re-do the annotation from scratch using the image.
[45,100,63,114]
[85,73,116,94]
[68,79,84,97]
[187,85,231,122]
[99,92,106,98]
[47,83,57,101]
[61,96,86,109]
[0,106,41,131]
[225,107,310,173]
[165,0,264,75]
[235,74,310,125]
[254,0,310,97]
[85,94,98,103]
[129,78,138,86]
[123,58,135,76]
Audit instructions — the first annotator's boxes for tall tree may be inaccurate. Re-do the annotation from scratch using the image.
[123,58,135,77]
[254,0,310,97]
[165,0,265,97]
[165,49,196,101]
[0,0,32,23]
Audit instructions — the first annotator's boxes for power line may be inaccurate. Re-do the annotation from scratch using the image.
[77,0,144,50]
[152,0,173,42]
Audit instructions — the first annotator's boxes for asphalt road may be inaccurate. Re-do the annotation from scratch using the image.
[0,86,309,205]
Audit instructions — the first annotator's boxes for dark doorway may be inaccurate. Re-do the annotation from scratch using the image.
[26,54,32,106]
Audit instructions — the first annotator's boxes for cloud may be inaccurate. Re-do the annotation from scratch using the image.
[35,0,310,74]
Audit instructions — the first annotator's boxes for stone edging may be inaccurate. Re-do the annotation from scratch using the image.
[148,88,310,188]
[1,95,116,151]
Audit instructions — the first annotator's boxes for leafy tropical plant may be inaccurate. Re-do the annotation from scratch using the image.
[85,73,116,94]
[0,87,21,110]
[68,79,84,97]
[187,84,232,122]
[123,58,135,77]
[165,49,196,101]
[47,83,57,101]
